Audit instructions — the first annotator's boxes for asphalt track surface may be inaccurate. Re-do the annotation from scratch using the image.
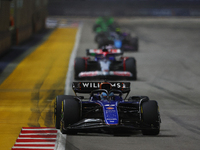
[65,18,200,150]
[0,17,200,150]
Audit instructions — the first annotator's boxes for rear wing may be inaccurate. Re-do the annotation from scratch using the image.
[72,82,130,94]
[86,49,123,56]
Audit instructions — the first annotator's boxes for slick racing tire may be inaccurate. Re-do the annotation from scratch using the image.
[130,37,139,51]
[55,95,75,129]
[74,57,85,80]
[60,98,80,134]
[141,100,160,135]
[125,57,137,80]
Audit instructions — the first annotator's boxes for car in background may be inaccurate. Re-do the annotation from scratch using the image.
[74,48,137,80]
[96,31,139,51]
[93,17,139,51]
[93,16,118,33]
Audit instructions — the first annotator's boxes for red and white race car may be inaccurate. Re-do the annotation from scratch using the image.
[74,48,137,80]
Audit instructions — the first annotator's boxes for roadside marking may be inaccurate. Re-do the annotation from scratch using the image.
[11,127,57,150]
[10,21,82,150]
[64,23,83,95]
[0,27,78,149]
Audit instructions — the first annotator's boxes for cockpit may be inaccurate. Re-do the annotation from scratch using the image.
[90,89,123,101]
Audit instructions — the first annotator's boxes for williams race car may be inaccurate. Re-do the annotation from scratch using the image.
[54,82,161,135]
[74,48,137,80]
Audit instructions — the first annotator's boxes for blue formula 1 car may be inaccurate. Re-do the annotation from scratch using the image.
[54,82,161,135]
[74,48,137,80]
[95,31,139,52]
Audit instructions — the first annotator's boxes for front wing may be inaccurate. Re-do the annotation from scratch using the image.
[65,118,158,131]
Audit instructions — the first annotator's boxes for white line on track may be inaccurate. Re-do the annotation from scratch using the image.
[55,23,83,150]
[11,23,84,150]
[64,23,83,95]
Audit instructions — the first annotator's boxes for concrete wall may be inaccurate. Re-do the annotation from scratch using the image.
[14,0,33,45]
[0,0,48,56]
[15,0,48,44]
[32,0,48,33]
[0,1,11,55]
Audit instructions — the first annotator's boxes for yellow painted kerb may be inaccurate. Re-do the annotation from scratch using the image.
[0,28,78,150]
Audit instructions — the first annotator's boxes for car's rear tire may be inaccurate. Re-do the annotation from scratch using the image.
[74,57,85,80]
[60,98,80,134]
[130,37,139,51]
[141,100,160,135]
[54,95,75,129]
[125,57,137,80]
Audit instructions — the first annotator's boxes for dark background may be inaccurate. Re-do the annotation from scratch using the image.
[48,0,200,16]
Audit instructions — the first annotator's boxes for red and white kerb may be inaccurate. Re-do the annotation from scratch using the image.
[11,127,57,150]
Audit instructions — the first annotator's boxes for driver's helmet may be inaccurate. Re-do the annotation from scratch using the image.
[102,48,109,57]
[122,32,128,36]
[105,44,113,49]
[101,92,107,100]
[115,27,121,34]
[100,82,112,91]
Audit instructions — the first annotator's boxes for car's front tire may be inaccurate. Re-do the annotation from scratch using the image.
[54,95,75,129]
[60,97,80,134]
[141,100,160,135]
